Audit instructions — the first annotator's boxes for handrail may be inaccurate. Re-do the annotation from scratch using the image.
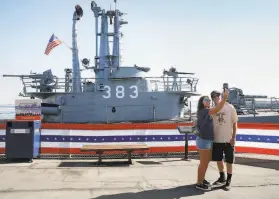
[18,76,199,95]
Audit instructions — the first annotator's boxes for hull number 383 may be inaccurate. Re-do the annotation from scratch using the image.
[102,85,138,99]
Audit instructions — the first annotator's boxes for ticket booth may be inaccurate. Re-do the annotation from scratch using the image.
[5,120,41,162]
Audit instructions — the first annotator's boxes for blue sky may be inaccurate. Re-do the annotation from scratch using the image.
[0,0,279,104]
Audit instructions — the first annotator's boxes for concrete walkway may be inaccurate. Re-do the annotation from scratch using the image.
[0,154,278,199]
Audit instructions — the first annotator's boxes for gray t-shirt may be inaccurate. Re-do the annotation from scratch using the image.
[197,108,214,140]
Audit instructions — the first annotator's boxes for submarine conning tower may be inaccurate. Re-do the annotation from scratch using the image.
[89,0,128,83]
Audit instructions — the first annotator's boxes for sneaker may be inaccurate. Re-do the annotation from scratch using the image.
[213,177,226,187]
[223,182,231,191]
[196,183,211,191]
[203,179,211,186]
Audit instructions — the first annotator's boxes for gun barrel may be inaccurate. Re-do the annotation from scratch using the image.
[3,74,23,78]
[244,95,268,99]
[2,74,42,78]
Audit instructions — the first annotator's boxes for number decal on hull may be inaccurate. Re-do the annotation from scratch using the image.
[129,85,138,98]
[102,85,138,99]
[102,85,111,99]
[116,85,125,98]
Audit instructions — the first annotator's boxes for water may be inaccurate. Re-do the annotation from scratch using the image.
[0,104,15,120]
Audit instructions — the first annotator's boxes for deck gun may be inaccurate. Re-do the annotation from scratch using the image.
[163,67,197,91]
[2,69,59,95]
[225,86,273,115]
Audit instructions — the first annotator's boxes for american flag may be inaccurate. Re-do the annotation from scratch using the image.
[44,34,62,55]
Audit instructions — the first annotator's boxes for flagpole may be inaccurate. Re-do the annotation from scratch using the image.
[56,36,72,50]
[58,37,86,58]
[61,40,72,50]
[46,34,86,69]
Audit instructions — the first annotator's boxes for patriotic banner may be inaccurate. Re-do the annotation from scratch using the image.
[0,123,278,155]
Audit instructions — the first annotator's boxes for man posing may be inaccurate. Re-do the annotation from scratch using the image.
[210,90,238,191]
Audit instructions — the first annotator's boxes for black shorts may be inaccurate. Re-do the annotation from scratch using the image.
[212,142,235,164]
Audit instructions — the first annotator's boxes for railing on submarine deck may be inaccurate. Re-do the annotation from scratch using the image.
[270,97,279,111]
[20,76,199,94]
[234,96,279,117]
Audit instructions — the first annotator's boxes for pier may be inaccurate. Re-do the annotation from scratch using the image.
[0,154,278,198]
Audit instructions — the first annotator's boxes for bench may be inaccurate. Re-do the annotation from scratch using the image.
[80,144,149,164]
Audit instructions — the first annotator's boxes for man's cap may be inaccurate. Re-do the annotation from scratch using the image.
[210,90,221,98]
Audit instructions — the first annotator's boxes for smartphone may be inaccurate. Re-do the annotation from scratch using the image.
[223,83,228,92]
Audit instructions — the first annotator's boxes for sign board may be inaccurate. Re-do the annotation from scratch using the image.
[15,99,42,120]
[10,129,31,134]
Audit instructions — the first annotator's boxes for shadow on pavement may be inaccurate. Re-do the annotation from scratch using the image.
[190,155,279,170]
[0,158,32,164]
[234,156,279,170]
[58,161,130,167]
[91,184,207,199]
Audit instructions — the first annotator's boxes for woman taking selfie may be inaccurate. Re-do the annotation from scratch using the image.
[195,89,229,191]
